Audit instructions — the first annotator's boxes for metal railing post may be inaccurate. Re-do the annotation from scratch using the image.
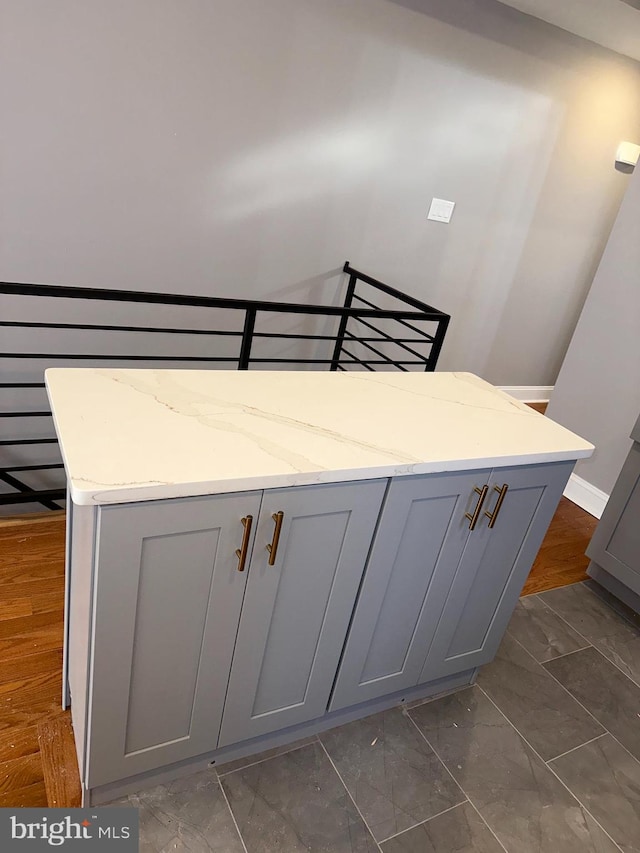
[330,267,357,371]
[238,308,257,370]
[425,314,450,371]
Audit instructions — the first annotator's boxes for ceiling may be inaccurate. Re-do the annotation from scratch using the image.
[495,0,640,61]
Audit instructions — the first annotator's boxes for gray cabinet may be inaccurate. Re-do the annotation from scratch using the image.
[86,479,386,787]
[86,491,262,788]
[331,462,572,709]
[218,480,387,746]
[587,420,640,608]
[330,470,490,711]
[77,461,573,799]
[421,461,572,681]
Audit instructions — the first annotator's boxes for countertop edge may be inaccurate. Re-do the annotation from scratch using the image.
[68,447,592,506]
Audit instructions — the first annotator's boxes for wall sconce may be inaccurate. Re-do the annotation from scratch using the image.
[615,141,640,173]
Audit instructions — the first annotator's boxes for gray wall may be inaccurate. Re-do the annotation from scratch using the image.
[1,0,640,386]
[546,165,640,496]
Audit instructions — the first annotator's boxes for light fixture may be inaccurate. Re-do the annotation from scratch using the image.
[615,141,640,171]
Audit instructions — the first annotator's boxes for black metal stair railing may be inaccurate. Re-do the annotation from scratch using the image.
[0,261,449,510]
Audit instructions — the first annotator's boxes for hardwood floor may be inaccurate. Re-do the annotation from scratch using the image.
[521,496,595,595]
[0,514,80,808]
[0,433,597,806]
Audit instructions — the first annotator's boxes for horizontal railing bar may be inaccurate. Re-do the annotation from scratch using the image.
[0,320,243,337]
[0,382,46,388]
[351,294,439,340]
[0,438,59,446]
[246,357,427,365]
[0,280,441,320]
[351,313,435,346]
[343,332,410,371]
[0,489,65,506]
[0,353,239,362]
[1,464,64,472]
[339,348,376,371]
[0,411,51,418]
[0,471,62,511]
[348,316,434,360]
[252,331,430,344]
[344,261,448,317]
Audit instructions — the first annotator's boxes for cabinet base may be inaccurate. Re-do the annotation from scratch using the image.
[86,668,477,806]
[588,562,640,616]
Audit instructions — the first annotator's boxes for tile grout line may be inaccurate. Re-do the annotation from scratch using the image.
[404,704,510,853]
[544,732,608,764]
[537,643,592,663]
[538,593,640,690]
[503,632,609,743]
[538,651,640,771]
[504,626,640,766]
[535,594,596,649]
[317,739,383,853]
[217,777,249,853]
[378,800,468,845]
[215,736,319,779]
[476,683,625,853]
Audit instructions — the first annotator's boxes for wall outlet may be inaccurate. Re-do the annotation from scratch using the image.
[427,198,455,223]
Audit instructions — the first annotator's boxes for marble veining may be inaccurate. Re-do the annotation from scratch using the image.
[45,369,593,505]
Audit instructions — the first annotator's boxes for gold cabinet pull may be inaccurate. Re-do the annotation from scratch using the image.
[485,484,509,529]
[235,515,253,572]
[266,511,284,566]
[465,485,489,531]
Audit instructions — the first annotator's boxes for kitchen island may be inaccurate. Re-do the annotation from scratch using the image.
[46,369,593,806]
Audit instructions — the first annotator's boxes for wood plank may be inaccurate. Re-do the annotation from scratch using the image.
[522,497,595,595]
[38,714,81,807]
[0,610,63,642]
[30,589,65,615]
[0,633,63,664]
[0,521,66,576]
[0,512,65,529]
[0,553,65,577]
[0,724,40,762]
[0,780,48,807]
[0,672,62,731]
[0,598,33,621]
[522,566,589,596]
[0,649,63,687]
[0,752,44,795]
[0,577,65,601]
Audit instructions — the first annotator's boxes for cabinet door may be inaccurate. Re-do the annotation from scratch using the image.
[420,461,573,682]
[218,480,386,747]
[330,471,489,711]
[586,443,640,596]
[86,491,262,789]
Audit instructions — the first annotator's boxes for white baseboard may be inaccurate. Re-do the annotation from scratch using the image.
[563,473,609,519]
[498,386,554,402]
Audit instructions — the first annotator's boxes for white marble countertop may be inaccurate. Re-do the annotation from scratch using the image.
[45,369,594,506]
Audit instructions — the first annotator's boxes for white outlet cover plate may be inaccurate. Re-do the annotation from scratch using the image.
[427,198,455,223]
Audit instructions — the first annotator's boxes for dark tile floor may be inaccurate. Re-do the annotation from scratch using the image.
[111,580,640,852]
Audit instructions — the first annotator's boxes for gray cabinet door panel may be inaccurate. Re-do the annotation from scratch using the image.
[87,491,261,788]
[420,461,572,681]
[587,443,640,595]
[218,480,387,747]
[329,471,489,711]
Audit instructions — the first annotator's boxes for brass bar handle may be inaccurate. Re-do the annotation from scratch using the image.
[266,511,284,566]
[235,515,253,572]
[485,484,509,529]
[465,485,489,531]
